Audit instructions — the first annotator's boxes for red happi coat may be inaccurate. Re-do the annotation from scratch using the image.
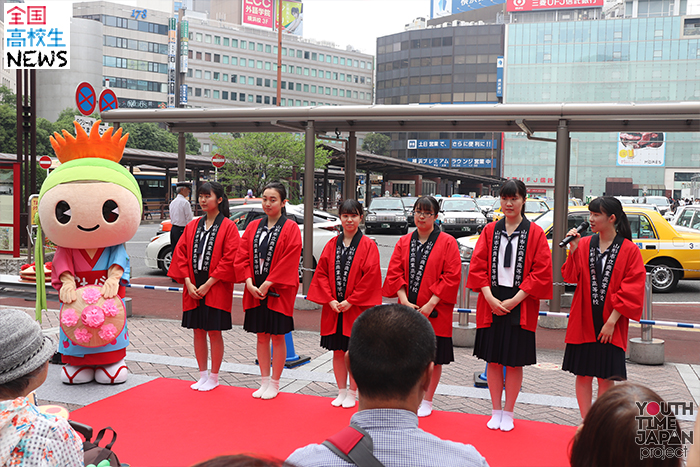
[168,217,240,313]
[466,221,553,333]
[235,217,302,317]
[382,231,461,338]
[307,234,383,337]
[562,235,645,351]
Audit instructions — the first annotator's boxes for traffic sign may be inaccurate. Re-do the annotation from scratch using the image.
[212,154,226,168]
[39,156,52,169]
[99,89,118,112]
[75,82,97,116]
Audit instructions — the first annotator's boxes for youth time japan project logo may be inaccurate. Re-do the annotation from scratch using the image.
[635,400,694,461]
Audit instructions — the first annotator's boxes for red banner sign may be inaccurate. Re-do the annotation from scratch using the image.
[242,0,274,29]
[507,0,603,12]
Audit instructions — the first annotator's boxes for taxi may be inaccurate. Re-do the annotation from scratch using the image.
[457,206,700,293]
[491,198,551,222]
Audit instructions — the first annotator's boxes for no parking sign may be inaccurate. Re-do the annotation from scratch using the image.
[75,82,96,116]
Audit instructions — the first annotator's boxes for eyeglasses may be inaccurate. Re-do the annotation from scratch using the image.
[413,211,434,218]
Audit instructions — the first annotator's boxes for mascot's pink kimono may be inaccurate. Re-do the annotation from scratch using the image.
[36,121,141,384]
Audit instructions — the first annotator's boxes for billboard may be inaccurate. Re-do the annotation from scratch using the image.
[281,1,303,36]
[507,0,603,12]
[4,2,71,69]
[432,0,506,18]
[617,132,665,167]
[242,0,275,29]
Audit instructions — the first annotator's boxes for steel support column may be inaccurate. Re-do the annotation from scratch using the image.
[178,132,186,183]
[303,121,315,292]
[345,131,356,201]
[551,119,571,313]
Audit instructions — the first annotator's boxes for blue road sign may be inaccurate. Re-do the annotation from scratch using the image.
[99,89,118,112]
[75,82,97,116]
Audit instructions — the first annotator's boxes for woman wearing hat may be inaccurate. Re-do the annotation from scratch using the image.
[0,309,84,466]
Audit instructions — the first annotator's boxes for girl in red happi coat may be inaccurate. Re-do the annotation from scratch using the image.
[467,179,552,431]
[235,182,302,400]
[383,196,461,418]
[169,181,240,392]
[307,199,382,408]
[562,196,645,419]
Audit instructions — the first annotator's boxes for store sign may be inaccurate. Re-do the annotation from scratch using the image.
[432,0,506,18]
[242,0,274,29]
[408,158,450,168]
[452,158,497,168]
[617,132,666,167]
[452,139,498,149]
[507,0,603,12]
[4,2,71,69]
[496,57,504,97]
[407,139,450,149]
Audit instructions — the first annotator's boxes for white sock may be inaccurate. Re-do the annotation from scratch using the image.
[252,376,270,398]
[198,372,219,392]
[342,389,357,408]
[262,379,280,400]
[191,371,209,390]
[417,399,433,417]
[500,411,515,432]
[332,388,347,407]
[487,410,502,430]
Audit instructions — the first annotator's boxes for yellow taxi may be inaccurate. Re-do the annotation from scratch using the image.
[492,198,551,222]
[458,206,700,293]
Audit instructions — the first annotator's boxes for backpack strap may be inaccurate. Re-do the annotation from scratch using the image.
[322,423,385,467]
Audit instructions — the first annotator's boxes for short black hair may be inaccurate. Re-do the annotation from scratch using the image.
[349,304,436,400]
[199,181,230,218]
[413,196,439,215]
[339,199,363,216]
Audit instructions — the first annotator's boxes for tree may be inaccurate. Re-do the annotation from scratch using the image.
[0,85,16,107]
[361,132,390,156]
[213,132,331,200]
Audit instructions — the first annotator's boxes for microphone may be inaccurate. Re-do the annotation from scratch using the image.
[559,221,589,248]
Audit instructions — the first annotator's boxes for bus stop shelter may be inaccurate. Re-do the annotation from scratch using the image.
[101,102,700,311]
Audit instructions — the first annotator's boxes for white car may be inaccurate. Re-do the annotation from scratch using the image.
[438,197,488,238]
[670,205,700,233]
[145,204,338,281]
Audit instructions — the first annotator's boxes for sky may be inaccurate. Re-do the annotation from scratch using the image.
[300,0,429,55]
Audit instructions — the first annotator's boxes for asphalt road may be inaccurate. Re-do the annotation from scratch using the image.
[126,223,700,304]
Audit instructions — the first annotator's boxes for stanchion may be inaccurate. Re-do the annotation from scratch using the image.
[454,262,477,348]
[629,272,665,364]
[284,332,310,368]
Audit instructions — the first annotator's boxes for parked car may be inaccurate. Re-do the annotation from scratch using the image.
[146,203,338,280]
[457,206,700,293]
[475,196,497,222]
[157,198,263,233]
[364,197,409,234]
[401,196,419,226]
[492,198,551,222]
[637,196,672,217]
[437,197,487,237]
[614,196,637,204]
[671,205,700,233]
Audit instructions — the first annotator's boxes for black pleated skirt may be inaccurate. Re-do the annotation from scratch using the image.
[473,314,536,367]
[320,313,350,352]
[243,299,294,335]
[562,342,627,380]
[435,336,455,365]
[182,305,232,331]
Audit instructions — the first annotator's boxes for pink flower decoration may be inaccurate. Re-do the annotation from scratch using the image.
[102,300,119,317]
[98,324,118,341]
[81,306,105,328]
[61,309,79,327]
[82,288,102,305]
[74,328,92,344]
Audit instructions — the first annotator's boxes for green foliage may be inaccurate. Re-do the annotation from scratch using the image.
[361,132,391,156]
[213,132,331,200]
[120,122,201,154]
[184,132,201,155]
[0,85,16,107]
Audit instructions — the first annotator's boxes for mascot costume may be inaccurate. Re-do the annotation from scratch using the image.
[36,120,141,384]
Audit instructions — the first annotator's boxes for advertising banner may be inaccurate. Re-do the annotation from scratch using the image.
[496,56,504,97]
[408,139,450,149]
[242,0,275,29]
[507,0,603,12]
[432,0,506,19]
[617,132,665,167]
[451,158,498,168]
[408,158,450,167]
[4,2,71,69]
[281,0,303,36]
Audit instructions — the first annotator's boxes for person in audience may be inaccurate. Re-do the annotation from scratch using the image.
[191,454,284,467]
[570,383,682,467]
[286,304,489,467]
[0,309,84,466]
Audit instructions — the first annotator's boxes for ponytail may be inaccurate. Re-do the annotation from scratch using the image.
[589,196,632,241]
[616,210,632,241]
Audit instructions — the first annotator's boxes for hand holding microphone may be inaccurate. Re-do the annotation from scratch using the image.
[559,221,589,248]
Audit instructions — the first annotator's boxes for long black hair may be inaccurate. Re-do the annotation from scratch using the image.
[199,181,230,218]
[499,179,528,216]
[263,181,287,216]
[588,196,632,241]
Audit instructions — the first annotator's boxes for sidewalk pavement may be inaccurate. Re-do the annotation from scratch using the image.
[13,301,698,432]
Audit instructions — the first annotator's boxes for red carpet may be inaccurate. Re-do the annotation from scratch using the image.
[70,378,576,467]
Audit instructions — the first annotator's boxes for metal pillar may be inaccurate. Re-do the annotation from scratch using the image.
[303,121,315,293]
[178,132,186,183]
[365,169,371,208]
[323,167,329,211]
[550,119,571,314]
[642,272,653,342]
[345,131,357,201]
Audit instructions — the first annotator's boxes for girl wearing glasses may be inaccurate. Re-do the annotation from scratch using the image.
[383,195,462,417]
[467,180,552,431]
[307,199,382,408]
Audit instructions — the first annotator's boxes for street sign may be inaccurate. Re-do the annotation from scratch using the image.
[99,89,118,112]
[39,156,52,169]
[211,154,226,168]
[75,82,97,116]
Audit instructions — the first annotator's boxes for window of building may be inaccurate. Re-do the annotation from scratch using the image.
[296,83,301,91]
[295,49,302,58]
[304,51,309,59]
[248,94,254,102]
[213,72,220,81]
[231,92,237,101]
[213,90,220,99]
[265,79,271,87]
[188,49,193,59]
[204,71,211,79]
[249,41,255,50]
[332,88,338,96]
[273,46,278,54]
[326,55,332,63]
[195,87,202,96]
[265,62,271,70]
[231,39,238,48]
[311,69,317,77]
[257,77,263,86]
[333,72,338,80]
[256,95,262,103]
[266,44,272,53]
[195,69,202,78]
[241,40,247,49]
[196,51,202,60]
[248,77,255,85]
[319,53,325,61]
[223,73,228,81]
[240,75,246,84]
[303,84,309,92]
[214,36,221,45]
[257,60,263,69]
[311,85,316,93]
[204,89,211,98]
[205,35,212,43]
[249,60,255,68]
[195,33,202,42]
[360,61,365,69]
[282,47,287,56]
[240,58,247,67]
[205,53,211,61]
[340,57,345,65]
[289,48,295,56]
[203,143,210,153]
[264,96,270,104]
[223,55,229,64]
[326,71,331,79]
[257,43,263,51]
[187,68,193,78]
[339,89,345,97]
[353,91,358,98]
[214,54,220,63]
[360,92,365,100]
[231,75,237,83]
[312,52,317,60]
[239,93,245,101]
[231,57,238,65]
[332,56,337,64]
[325,87,331,95]
[223,38,229,46]
[281,98,286,105]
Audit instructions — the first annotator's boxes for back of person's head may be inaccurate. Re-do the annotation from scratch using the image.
[570,383,682,467]
[199,181,230,218]
[413,196,440,216]
[339,199,363,217]
[191,454,284,467]
[589,196,632,241]
[0,309,54,400]
[349,304,436,400]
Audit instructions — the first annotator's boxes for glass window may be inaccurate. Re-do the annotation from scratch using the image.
[257,43,263,51]
[249,41,255,50]
[312,52,317,60]
[195,33,202,42]
[282,47,287,56]
[248,77,255,85]
[257,60,263,69]
[266,44,271,53]
[205,35,211,43]
[223,38,229,46]
[326,55,332,63]
[240,93,245,101]
[319,53,324,61]
[249,60,255,68]
[231,75,237,83]
[304,84,309,92]
[195,69,202,78]
[213,90,220,99]
[311,69,317,77]
[231,57,238,65]
[304,67,310,76]
[340,58,346,65]
[223,73,228,81]
[257,78,263,86]
[265,62,271,70]
[213,72,219,80]
[231,92,237,101]
[241,40,247,49]
[205,53,211,61]
[214,54,220,63]
[195,87,202,97]
[248,94,254,102]
[240,58,247,67]
[204,88,211,98]
[311,85,316,93]
[222,56,229,64]
[231,39,238,48]
[326,71,331,79]
[296,50,303,58]
[333,56,339,64]
[214,36,221,45]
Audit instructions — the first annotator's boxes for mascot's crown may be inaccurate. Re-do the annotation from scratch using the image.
[50,120,128,164]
